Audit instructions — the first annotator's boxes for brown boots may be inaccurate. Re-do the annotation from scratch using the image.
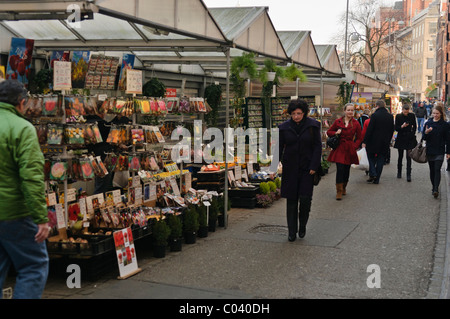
[336,183,344,200]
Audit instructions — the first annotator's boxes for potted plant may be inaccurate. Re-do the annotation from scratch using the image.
[143,77,166,98]
[284,63,308,82]
[217,195,229,227]
[204,84,222,126]
[197,204,208,238]
[321,160,331,174]
[231,52,258,81]
[167,213,183,252]
[258,58,285,84]
[151,218,171,258]
[183,205,199,244]
[208,196,219,232]
[256,181,273,208]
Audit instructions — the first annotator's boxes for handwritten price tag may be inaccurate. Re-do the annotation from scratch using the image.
[126,69,142,94]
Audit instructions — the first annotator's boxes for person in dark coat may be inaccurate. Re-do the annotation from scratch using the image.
[327,103,363,200]
[415,102,428,133]
[422,103,450,198]
[393,104,417,181]
[278,99,322,241]
[362,99,394,184]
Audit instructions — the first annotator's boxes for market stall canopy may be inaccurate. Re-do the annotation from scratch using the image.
[209,7,289,63]
[314,45,344,77]
[277,31,323,75]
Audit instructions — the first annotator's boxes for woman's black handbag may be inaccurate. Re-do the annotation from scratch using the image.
[327,134,340,150]
[313,166,324,186]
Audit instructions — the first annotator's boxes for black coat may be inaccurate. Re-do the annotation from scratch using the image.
[279,117,322,199]
[363,107,394,155]
[394,113,417,150]
[422,118,450,156]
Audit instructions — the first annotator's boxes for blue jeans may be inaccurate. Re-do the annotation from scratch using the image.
[0,217,49,299]
[367,152,386,183]
[417,117,425,133]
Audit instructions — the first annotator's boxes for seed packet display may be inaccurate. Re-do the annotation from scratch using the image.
[165,98,179,113]
[157,99,167,115]
[71,158,82,180]
[104,153,118,172]
[42,95,60,116]
[64,96,86,116]
[24,96,42,118]
[106,126,120,144]
[197,98,206,112]
[65,125,85,145]
[79,157,95,180]
[47,124,64,145]
[36,124,48,145]
[84,97,98,115]
[128,155,141,172]
[131,128,145,145]
[83,124,97,144]
[117,155,128,171]
[50,160,68,181]
[44,158,52,180]
[179,97,190,113]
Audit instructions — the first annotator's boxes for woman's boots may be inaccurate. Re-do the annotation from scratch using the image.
[336,183,343,200]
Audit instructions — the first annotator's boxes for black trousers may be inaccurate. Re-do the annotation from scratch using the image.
[397,149,412,175]
[286,196,312,237]
[335,163,351,184]
[428,159,444,192]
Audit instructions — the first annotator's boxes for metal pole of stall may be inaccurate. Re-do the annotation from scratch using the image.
[224,48,230,229]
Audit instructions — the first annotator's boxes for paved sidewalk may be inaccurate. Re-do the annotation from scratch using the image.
[4,151,449,299]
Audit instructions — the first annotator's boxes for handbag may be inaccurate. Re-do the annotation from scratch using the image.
[408,140,427,163]
[326,134,340,150]
[313,165,324,186]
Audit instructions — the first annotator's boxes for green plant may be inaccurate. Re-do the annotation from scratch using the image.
[231,52,258,80]
[274,177,281,189]
[267,181,277,193]
[209,197,219,223]
[336,81,353,110]
[198,204,207,227]
[259,182,270,195]
[29,68,52,94]
[321,160,331,170]
[167,214,183,239]
[284,64,308,82]
[258,58,285,84]
[152,218,171,246]
[143,77,166,98]
[183,205,199,233]
[204,84,222,126]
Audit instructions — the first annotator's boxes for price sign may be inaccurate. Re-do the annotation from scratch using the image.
[53,61,72,91]
[126,69,142,95]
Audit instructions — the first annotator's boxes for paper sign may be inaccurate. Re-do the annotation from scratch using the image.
[170,178,181,196]
[55,203,66,229]
[53,61,72,91]
[48,192,57,206]
[150,183,157,201]
[113,189,121,205]
[234,165,241,181]
[113,228,139,279]
[126,69,142,94]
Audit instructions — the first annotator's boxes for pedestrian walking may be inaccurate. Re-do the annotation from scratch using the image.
[279,99,322,241]
[326,103,363,200]
[422,102,450,198]
[394,104,417,181]
[415,102,428,133]
[0,80,49,299]
[362,99,395,184]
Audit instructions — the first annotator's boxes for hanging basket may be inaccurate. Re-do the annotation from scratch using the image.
[267,72,276,82]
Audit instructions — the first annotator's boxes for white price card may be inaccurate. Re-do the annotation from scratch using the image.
[53,61,72,91]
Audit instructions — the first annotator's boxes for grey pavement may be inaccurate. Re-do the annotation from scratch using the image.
[4,150,450,299]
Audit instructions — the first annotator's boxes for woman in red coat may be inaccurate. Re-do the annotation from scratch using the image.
[327,103,363,200]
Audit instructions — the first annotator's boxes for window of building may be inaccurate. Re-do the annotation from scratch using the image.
[427,58,434,69]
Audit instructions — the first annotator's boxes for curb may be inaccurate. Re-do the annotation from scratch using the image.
[426,169,450,299]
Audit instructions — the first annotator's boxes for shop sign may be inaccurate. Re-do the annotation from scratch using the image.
[166,88,177,97]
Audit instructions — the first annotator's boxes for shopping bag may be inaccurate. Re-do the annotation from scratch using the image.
[351,147,369,170]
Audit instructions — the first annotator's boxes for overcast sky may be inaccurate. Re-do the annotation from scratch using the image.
[203,0,400,45]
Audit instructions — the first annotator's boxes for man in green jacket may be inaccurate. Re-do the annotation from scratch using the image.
[0,80,49,299]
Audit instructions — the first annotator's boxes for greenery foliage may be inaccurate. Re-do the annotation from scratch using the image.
[152,218,171,246]
[143,77,166,98]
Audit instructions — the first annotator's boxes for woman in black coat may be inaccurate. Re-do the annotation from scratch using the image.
[394,104,417,181]
[423,103,450,198]
[278,99,322,241]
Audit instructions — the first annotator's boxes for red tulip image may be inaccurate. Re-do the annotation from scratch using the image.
[9,55,19,71]
[17,59,26,76]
